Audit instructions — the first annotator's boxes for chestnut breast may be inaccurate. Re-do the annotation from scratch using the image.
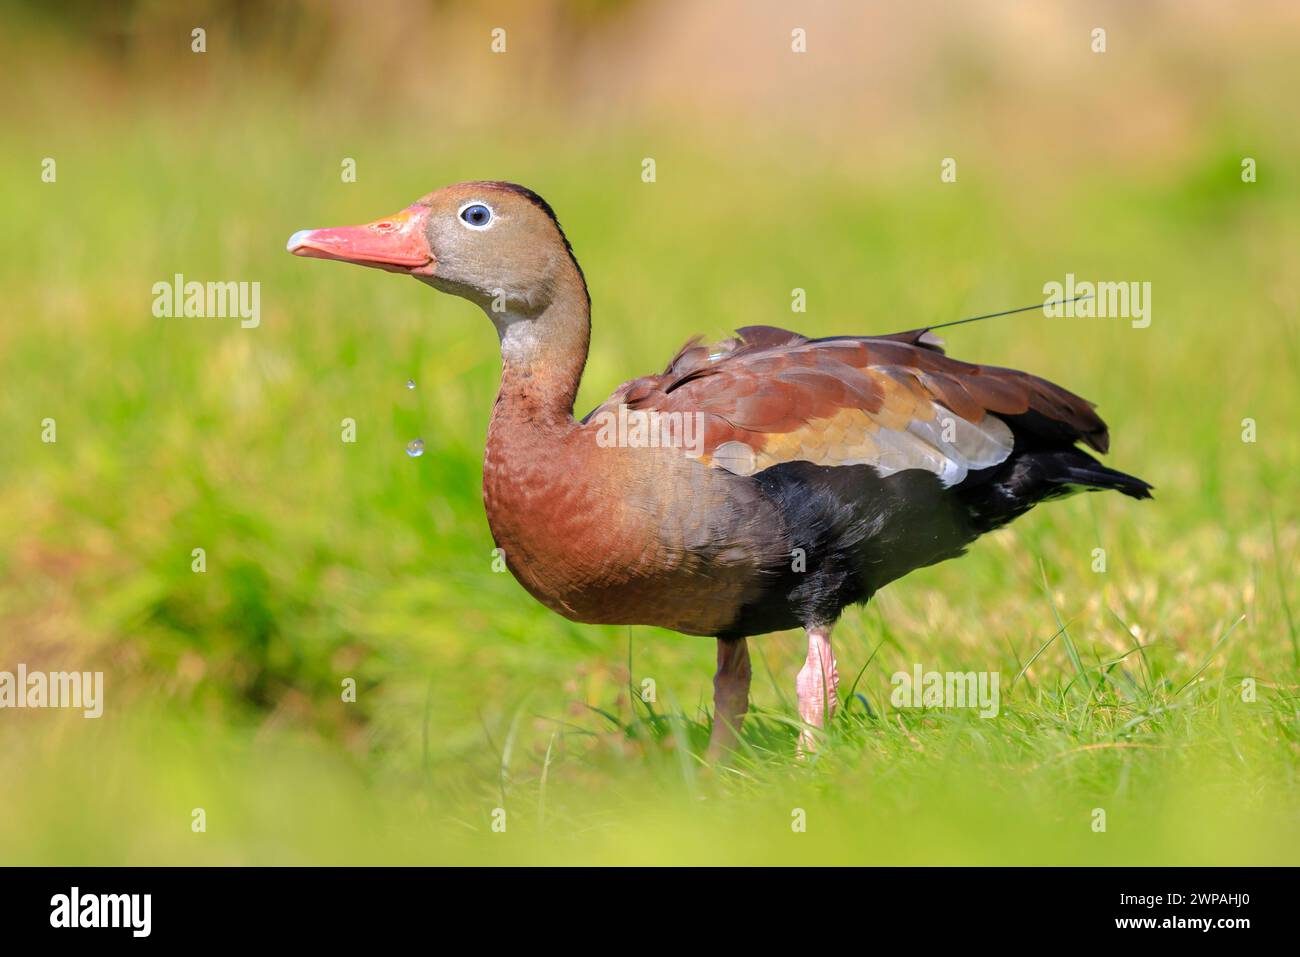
[482,422,783,636]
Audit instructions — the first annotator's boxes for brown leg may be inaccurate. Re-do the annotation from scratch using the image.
[796,624,838,755]
[706,637,751,761]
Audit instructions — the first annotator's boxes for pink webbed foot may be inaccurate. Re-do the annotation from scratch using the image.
[796,625,838,755]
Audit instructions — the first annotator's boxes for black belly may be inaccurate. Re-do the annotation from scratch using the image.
[717,462,977,639]
[715,434,1151,639]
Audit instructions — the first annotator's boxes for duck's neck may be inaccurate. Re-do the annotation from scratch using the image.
[482,274,593,575]
[489,277,590,432]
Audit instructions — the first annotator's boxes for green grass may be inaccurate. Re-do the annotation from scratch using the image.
[2,70,1299,865]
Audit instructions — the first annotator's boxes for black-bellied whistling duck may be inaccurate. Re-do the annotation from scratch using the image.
[288,182,1152,757]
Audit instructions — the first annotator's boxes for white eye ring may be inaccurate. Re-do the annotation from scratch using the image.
[458,201,495,230]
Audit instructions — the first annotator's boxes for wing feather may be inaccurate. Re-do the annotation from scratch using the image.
[583,325,1109,483]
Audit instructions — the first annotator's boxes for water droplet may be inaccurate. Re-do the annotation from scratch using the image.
[405,439,425,458]
[406,378,416,390]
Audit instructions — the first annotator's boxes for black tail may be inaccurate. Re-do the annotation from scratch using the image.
[959,445,1152,534]
[1045,448,1153,500]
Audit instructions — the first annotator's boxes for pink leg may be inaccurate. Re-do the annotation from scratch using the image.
[796,624,838,754]
[706,637,751,761]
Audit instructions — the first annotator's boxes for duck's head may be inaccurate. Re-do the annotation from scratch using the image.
[287,181,588,329]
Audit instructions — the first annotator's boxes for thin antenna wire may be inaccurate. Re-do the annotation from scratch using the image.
[920,292,1095,334]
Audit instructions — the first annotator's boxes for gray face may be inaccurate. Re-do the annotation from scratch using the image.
[417,185,572,320]
[287,181,586,347]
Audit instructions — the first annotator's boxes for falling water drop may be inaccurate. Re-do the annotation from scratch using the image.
[405,438,425,458]
[406,378,416,390]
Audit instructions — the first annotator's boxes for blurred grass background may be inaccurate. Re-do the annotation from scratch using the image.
[1,0,1298,864]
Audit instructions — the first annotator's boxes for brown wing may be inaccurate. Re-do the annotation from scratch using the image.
[586,325,1108,485]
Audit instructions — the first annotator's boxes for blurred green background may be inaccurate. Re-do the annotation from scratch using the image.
[1,0,1298,864]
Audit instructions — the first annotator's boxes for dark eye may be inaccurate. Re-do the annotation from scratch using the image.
[460,204,492,227]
